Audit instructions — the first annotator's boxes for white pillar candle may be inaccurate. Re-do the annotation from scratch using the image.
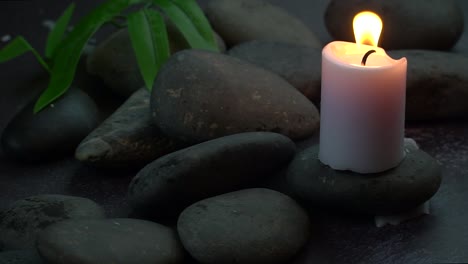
[319,12,407,174]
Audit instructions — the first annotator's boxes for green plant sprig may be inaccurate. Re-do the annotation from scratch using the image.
[0,0,219,113]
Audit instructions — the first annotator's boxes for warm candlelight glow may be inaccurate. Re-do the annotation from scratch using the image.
[353,11,383,47]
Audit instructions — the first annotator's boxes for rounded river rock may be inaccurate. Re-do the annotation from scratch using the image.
[0,195,105,250]
[36,218,185,264]
[287,144,442,215]
[228,41,322,103]
[151,49,320,143]
[128,132,296,218]
[325,0,463,50]
[205,0,321,48]
[177,188,310,264]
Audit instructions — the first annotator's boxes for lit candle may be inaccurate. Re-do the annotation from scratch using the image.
[319,11,407,174]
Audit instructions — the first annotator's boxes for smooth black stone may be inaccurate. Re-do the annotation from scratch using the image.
[228,41,321,103]
[177,188,310,264]
[128,132,297,219]
[86,28,226,98]
[151,49,320,143]
[1,89,100,161]
[388,50,468,121]
[205,0,321,48]
[0,195,105,250]
[0,250,45,264]
[287,144,442,215]
[75,89,185,168]
[36,218,185,264]
[325,0,463,50]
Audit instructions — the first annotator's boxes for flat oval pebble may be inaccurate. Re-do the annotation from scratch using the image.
[1,89,100,161]
[205,0,321,48]
[325,0,463,50]
[0,195,105,250]
[75,89,185,168]
[36,218,185,264]
[228,41,322,103]
[128,132,296,218]
[87,28,226,97]
[389,50,468,121]
[287,144,442,215]
[0,250,45,264]
[151,49,320,143]
[177,188,310,264]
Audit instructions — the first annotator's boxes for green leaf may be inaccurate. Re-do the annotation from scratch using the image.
[34,0,146,113]
[0,36,50,72]
[128,8,170,91]
[150,0,217,51]
[170,0,218,50]
[45,3,76,59]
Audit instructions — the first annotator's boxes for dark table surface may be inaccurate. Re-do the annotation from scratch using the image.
[1,1,468,263]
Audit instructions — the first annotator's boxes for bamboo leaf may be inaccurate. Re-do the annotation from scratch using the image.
[0,36,50,72]
[128,10,157,90]
[150,0,216,51]
[34,0,145,113]
[170,0,218,50]
[145,9,170,80]
[45,3,76,59]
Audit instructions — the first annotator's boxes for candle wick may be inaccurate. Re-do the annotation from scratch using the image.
[361,50,376,66]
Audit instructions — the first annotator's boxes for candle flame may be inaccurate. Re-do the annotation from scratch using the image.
[353,11,382,47]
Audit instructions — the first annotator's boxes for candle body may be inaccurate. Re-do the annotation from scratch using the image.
[319,41,407,173]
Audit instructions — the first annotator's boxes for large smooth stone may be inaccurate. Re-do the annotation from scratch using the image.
[36,218,185,264]
[287,144,442,215]
[151,50,320,143]
[0,250,45,264]
[75,89,184,168]
[177,188,310,264]
[205,0,321,48]
[228,41,321,103]
[389,50,468,121]
[1,89,100,161]
[0,195,105,250]
[128,132,296,218]
[325,0,463,50]
[87,28,226,98]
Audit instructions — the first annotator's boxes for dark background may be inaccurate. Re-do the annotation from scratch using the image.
[1,1,468,263]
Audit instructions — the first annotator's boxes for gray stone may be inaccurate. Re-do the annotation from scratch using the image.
[0,195,105,250]
[205,0,321,48]
[389,50,468,121]
[1,89,100,161]
[325,0,463,50]
[286,143,442,215]
[0,250,45,264]
[228,41,321,103]
[128,132,296,218]
[151,50,320,143]
[87,28,226,98]
[36,218,185,264]
[75,89,185,168]
[177,188,310,264]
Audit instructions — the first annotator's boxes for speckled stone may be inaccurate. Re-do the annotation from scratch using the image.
[0,195,105,250]
[287,143,442,215]
[36,218,185,264]
[151,49,320,143]
[177,188,310,264]
[75,89,185,168]
[128,132,296,219]
[228,41,322,103]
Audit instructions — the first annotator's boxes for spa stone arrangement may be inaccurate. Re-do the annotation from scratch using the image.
[0,0,465,263]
